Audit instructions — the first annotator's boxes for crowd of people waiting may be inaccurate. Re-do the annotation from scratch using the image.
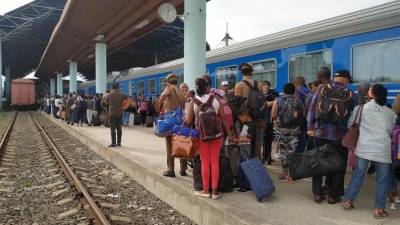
[40,62,400,219]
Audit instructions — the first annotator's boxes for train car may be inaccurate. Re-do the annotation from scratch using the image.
[11,79,36,108]
[80,2,400,103]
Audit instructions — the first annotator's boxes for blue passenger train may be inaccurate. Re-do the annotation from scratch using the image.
[80,2,400,103]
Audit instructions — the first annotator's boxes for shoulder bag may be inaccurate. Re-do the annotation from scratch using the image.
[341,104,364,149]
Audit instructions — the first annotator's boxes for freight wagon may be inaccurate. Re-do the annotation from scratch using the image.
[11,79,36,108]
[80,2,400,104]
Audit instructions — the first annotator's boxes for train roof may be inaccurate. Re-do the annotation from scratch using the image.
[81,1,400,87]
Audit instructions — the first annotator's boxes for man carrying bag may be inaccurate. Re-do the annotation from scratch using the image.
[306,69,357,204]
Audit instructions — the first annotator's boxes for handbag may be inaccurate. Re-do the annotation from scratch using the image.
[288,138,344,180]
[154,108,184,137]
[171,124,199,159]
[341,104,364,149]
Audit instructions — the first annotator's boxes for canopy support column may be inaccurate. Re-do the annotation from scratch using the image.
[50,78,56,97]
[95,42,107,94]
[57,73,63,96]
[5,66,10,100]
[69,61,77,93]
[184,0,207,89]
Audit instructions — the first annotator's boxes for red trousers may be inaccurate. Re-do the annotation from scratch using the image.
[198,137,223,191]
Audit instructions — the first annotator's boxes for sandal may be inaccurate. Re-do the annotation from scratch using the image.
[211,192,222,200]
[343,200,354,210]
[374,208,388,219]
[278,174,295,184]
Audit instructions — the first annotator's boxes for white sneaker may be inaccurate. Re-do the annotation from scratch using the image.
[389,203,397,210]
[194,191,211,198]
[395,197,400,204]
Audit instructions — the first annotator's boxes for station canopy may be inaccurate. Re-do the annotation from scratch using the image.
[35,0,185,80]
[0,0,65,78]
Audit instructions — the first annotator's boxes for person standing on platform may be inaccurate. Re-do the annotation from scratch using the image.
[103,84,127,148]
[102,90,111,127]
[343,84,396,219]
[261,80,277,165]
[234,63,265,159]
[307,69,357,204]
[159,73,187,177]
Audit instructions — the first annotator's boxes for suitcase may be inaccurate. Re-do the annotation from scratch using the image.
[134,113,141,125]
[146,116,154,127]
[237,155,251,191]
[193,154,233,193]
[240,158,275,202]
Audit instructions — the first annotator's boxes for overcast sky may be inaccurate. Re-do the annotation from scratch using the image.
[0,0,393,49]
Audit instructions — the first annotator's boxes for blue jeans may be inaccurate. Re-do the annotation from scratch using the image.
[123,111,130,126]
[345,157,391,209]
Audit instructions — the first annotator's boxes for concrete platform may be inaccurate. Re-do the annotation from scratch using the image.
[43,114,400,225]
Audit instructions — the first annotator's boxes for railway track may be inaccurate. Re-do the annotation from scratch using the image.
[1,111,195,225]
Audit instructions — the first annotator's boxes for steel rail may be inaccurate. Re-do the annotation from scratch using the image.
[29,113,111,225]
[0,111,18,154]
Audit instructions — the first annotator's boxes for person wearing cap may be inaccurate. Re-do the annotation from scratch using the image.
[159,73,187,177]
[307,69,357,204]
[221,81,229,95]
[234,63,264,159]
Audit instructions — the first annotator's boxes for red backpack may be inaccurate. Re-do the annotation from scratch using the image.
[214,94,234,130]
[193,95,223,141]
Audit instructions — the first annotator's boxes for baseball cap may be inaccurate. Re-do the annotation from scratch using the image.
[334,69,353,83]
[221,81,228,86]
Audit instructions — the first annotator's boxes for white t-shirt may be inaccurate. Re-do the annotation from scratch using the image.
[193,94,220,115]
[239,124,251,145]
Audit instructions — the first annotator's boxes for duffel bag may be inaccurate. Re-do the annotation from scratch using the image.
[288,139,344,180]
[154,108,184,137]
[171,125,199,160]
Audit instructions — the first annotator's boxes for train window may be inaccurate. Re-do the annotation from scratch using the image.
[215,66,238,90]
[177,75,184,85]
[128,82,135,96]
[251,59,277,88]
[352,39,400,83]
[289,50,332,83]
[159,77,167,93]
[148,79,156,95]
[138,80,145,95]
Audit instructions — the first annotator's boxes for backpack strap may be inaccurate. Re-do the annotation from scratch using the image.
[193,98,202,106]
[206,95,214,105]
[242,80,253,89]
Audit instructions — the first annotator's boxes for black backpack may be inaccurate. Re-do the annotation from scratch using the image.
[277,96,303,128]
[242,80,267,120]
[315,84,353,125]
[226,94,244,120]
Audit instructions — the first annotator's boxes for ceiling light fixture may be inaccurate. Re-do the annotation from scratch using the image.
[135,20,150,29]
[94,34,105,41]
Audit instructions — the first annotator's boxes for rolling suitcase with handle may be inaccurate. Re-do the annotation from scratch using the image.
[240,158,275,202]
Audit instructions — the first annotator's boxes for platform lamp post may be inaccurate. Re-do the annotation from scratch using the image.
[183,0,207,90]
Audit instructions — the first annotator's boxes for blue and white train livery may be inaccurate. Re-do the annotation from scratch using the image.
[80,2,400,103]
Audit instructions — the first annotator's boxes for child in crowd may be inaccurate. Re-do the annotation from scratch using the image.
[236,107,257,158]
[235,107,257,192]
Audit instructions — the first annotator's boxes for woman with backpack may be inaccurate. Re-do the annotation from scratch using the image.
[343,84,397,219]
[271,83,304,183]
[186,78,233,200]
